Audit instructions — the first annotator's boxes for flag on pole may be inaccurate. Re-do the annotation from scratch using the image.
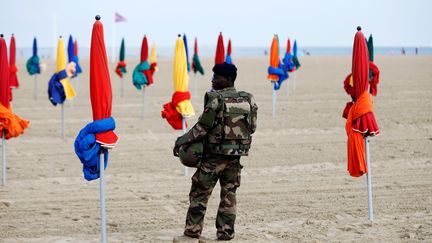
[115,12,127,23]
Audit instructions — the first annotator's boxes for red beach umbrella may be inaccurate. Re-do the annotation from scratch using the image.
[90,17,118,146]
[344,27,379,177]
[215,32,225,64]
[9,34,19,88]
[0,35,10,108]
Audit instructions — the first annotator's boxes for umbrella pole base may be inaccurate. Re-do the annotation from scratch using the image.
[100,151,107,243]
[365,137,374,221]
[2,131,6,187]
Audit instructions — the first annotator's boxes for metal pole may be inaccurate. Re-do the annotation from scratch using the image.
[365,137,374,221]
[140,86,146,119]
[2,130,5,187]
[61,103,65,139]
[182,117,188,176]
[99,150,107,243]
[34,75,38,100]
[272,86,276,117]
[120,77,124,98]
[194,74,198,102]
[112,17,116,63]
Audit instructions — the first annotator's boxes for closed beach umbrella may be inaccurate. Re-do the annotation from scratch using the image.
[68,35,82,76]
[292,40,301,69]
[215,32,225,65]
[0,35,10,109]
[74,16,118,243]
[26,37,40,75]
[267,34,288,117]
[282,38,295,72]
[133,35,154,119]
[161,35,195,130]
[132,35,153,89]
[9,34,19,88]
[226,38,233,64]
[0,34,29,186]
[56,37,76,100]
[192,37,204,75]
[183,34,190,72]
[115,38,126,78]
[74,39,78,57]
[367,35,379,96]
[267,34,287,90]
[149,42,157,75]
[343,27,380,220]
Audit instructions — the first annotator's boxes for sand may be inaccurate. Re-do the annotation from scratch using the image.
[0,55,431,242]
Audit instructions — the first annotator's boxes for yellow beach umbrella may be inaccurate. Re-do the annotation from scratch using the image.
[56,37,76,100]
[173,36,194,117]
[150,42,158,72]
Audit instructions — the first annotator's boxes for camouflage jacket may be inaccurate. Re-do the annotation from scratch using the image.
[175,87,258,156]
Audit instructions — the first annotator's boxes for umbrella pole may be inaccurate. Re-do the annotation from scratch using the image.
[286,78,290,96]
[61,103,65,139]
[194,74,198,102]
[182,117,188,176]
[34,75,38,100]
[2,131,5,187]
[365,137,374,221]
[140,86,146,120]
[293,72,297,91]
[99,149,107,243]
[272,85,276,117]
[120,77,124,98]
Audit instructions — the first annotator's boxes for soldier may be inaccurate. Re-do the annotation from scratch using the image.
[173,62,258,241]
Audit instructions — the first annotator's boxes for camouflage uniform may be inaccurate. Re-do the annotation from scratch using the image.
[176,87,258,240]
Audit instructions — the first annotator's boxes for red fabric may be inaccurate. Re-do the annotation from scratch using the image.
[215,33,225,64]
[9,35,19,88]
[172,91,191,107]
[115,61,126,77]
[352,31,369,99]
[161,91,191,130]
[150,62,157,76]
[161,103,183,130]
[342,101,353,119]
[227,39,232,55]
[140,36,148,62]
[0,37,10,108]
[90,19,118,146]
[194,37,198,54]
[74,40,78,56]
[286,38,291,53]
[0,103,29,140]
[346,91,373,177]
[369,61,380,96]
[143,69,153,85]
[343,73,354,97]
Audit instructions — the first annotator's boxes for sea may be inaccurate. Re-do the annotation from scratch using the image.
[14,46,432,60]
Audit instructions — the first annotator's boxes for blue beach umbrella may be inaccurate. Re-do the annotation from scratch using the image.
[68,35,82,76]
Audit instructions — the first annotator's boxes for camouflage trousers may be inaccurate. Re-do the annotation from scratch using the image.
[184,155,242,240]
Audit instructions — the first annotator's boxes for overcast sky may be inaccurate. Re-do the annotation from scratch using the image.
[1,0,431,48]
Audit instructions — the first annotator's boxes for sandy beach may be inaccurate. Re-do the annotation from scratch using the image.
[0,55,431,242]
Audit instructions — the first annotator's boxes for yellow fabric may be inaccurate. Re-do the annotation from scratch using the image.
[56,38,76,100]
[150,42,158,71]
[173,37,194,117]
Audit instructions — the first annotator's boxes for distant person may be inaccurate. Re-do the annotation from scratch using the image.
[264,49,268,56]
[415,47,418,55]
[402,47,406,55]
[173,62,258,241]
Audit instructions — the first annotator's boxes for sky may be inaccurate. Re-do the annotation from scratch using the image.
[1,0,431,49]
